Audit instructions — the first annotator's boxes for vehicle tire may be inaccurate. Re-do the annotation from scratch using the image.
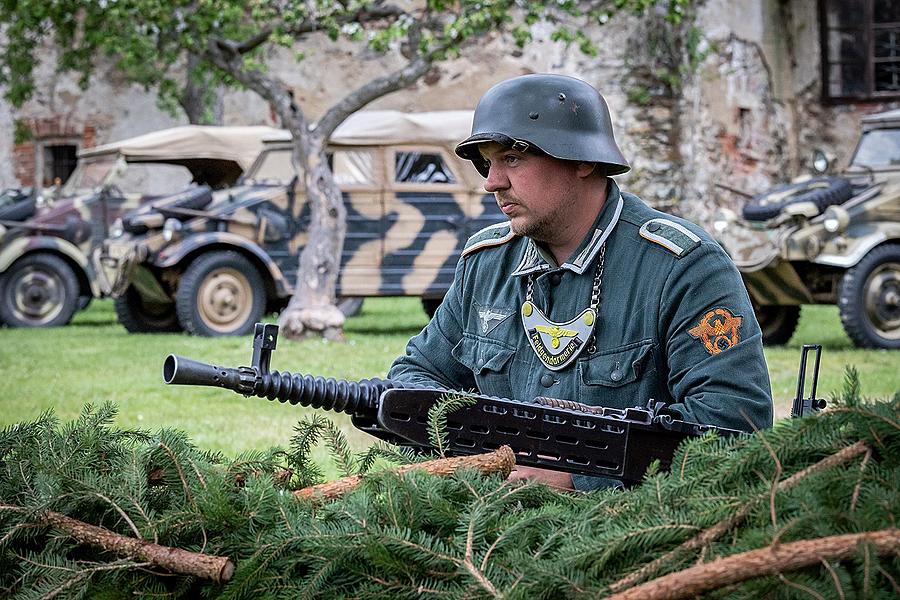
[838,243,900,349]
[337,297,364,317]
[176,251,265,337]
[754,304,800,346]
[0,253,79,327]
[742,176,853,222]
[114,285,182,333]
[422,297,442,318]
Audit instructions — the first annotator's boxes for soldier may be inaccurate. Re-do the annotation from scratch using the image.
[388,74,773,490]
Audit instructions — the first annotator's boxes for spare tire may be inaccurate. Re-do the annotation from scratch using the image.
[742,176,852,222]
[0,196,37,222]
[122,185,213,234]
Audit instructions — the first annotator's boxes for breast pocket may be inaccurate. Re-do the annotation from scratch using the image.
[577,340,657,409]
[452,334,516,398]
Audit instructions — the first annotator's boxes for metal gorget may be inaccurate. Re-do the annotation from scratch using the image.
[521,244,605,370]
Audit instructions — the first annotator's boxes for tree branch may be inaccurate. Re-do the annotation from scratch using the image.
[608,441,870,592]
[604,529,900,600]
[1,507,234,582]
[294,446,516,502]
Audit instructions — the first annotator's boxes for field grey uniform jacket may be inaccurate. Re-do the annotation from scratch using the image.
[388,180,774,490]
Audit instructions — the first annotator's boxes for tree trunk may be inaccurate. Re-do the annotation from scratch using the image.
[278,137,347,340]
[181,53,224,125]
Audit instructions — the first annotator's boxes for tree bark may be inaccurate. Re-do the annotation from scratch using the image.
[181,53,224,125]
[294,446,516,502]
[18,509,234,582]
[605,529,900,600]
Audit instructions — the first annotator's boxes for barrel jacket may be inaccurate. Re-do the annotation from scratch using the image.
[389,181,774,487]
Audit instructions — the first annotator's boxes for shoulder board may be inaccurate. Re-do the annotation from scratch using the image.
[638,218,701,258]
[462,222,516,258]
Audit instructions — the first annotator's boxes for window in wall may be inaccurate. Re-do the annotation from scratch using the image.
[821,0,900,101]
[42,144,78,186]
[394,152,456,184]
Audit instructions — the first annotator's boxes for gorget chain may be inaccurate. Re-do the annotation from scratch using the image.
[525,243,606,355]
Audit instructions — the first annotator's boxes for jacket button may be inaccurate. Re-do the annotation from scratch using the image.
[549,272,562,286]
[540,373,555,388]
[610,369,624,382]
[647,222,660,232]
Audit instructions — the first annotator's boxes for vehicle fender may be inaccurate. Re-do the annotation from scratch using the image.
[153,232,292,296]
[814,225,900,268]
[0,235,100,297]
[0,235,89,272]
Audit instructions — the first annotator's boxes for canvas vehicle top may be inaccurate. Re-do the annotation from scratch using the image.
[0,125,279,328]
[716,109,900,349]
[99,110,505,336]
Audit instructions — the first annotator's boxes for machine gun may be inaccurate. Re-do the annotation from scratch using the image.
[164,324,825,486]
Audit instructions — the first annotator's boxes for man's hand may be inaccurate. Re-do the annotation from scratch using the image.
[506,465,573,490]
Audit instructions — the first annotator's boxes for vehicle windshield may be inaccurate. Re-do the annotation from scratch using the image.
[62,158,195,197]
[62,156,118,196]
[245,147,295,184]
[111,162,194,195]
[851,129,900,168]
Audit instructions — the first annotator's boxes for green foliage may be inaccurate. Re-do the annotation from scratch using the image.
[427,392,478,457]
[1,375,898,598]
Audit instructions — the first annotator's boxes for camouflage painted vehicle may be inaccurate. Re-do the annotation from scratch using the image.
[716,109,900,349]
[0,126,277,328]
[99,110,504,336]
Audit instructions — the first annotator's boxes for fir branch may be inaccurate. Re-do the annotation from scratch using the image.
[294,446,516,502]
[608,440,871,592]
[427,392,477,457]
[604,528,900,600]
[321,419,355,478]
[1,506,234,582]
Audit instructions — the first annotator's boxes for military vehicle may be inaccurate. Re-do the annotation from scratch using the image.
[0,126,278,328]
[716,109,900,349]
[98,110,504,336]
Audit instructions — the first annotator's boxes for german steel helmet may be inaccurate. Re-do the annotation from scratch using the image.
[456,73,630,177]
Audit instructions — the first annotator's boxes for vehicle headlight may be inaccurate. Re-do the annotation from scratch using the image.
[822,206,850,233]
[109,218,124,239]
[162,218,183,242]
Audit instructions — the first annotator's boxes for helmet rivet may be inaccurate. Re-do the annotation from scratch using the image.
[558,93,566,101]
[529,111,539,120]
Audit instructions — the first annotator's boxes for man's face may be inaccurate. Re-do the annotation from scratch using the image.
[478,142,582,243]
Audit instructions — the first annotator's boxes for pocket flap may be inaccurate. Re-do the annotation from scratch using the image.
[452,335,516,374]
[580,341,654,387]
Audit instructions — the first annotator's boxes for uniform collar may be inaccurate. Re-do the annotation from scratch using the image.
[512,180,624,277]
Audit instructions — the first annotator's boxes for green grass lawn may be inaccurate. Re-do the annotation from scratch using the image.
[1,299,897,473]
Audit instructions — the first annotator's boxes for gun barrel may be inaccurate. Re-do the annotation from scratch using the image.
[163,355,255,394]
[163,353,393,418]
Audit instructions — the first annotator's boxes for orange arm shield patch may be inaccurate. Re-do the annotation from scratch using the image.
[688,308,743,355]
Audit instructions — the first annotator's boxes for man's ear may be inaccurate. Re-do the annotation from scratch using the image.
[575,162,603,179]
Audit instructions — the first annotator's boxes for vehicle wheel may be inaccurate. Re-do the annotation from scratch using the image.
[422,297,442,318]
[754,304,800,345]
[0,253,79,327]
[838,243,900,349]
[114,285,182,333]
[337,297,364,317]
[742,176,852,222]
[176,251,265,336]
